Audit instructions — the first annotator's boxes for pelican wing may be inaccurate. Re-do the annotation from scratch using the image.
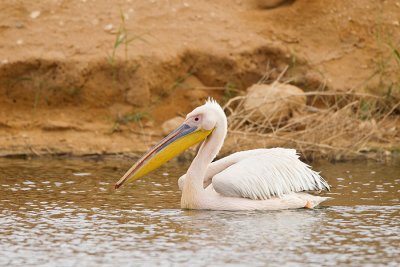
[178,149,270,190]
[212,148,330,200]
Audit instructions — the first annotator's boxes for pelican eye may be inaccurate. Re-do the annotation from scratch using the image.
[194,117,199,122]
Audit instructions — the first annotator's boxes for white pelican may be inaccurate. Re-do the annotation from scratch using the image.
[115,99,331,210]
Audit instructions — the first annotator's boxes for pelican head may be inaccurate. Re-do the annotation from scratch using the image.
[115,98,225,189]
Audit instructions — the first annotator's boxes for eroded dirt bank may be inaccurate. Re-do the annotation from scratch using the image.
[0,0,399,159]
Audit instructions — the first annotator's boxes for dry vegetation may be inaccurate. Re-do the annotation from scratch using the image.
[224,80,400,161]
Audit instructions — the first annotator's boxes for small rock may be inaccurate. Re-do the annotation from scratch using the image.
[30,10,41,19]
[104,24,113,32]
[243,83,306,123]
[184,89,208,104]
[144,120,154,128]
[180,76,208,104]
[254,0,288,9]
[16,39,24,45]
[1,59,8,65]
[73,172,91,176]
[180,76,204,89]
[162,117,185,135]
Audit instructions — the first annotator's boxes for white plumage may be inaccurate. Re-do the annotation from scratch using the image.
[179,148,329,201]
[174,100,330,210]
[213,148,329,199]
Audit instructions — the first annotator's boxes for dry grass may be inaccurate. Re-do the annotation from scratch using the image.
[224,88,400,161]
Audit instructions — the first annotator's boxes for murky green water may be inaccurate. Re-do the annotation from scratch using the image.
[0,157,399,266]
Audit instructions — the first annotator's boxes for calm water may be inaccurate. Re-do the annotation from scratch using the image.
[0,157,399,267]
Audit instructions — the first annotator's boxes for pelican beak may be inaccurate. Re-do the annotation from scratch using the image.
[115,123,213,189]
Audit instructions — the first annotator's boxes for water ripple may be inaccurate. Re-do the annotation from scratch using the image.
[0,158,399,266]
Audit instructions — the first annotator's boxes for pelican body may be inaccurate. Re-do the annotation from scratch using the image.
[115,99,330,210]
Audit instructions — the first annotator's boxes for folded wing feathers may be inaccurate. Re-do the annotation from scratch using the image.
[212,148,330,200]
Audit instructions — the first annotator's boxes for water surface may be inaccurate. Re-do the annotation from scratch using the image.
[0,157,399,266]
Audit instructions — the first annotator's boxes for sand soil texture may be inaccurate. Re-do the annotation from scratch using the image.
[0,0,399,160]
